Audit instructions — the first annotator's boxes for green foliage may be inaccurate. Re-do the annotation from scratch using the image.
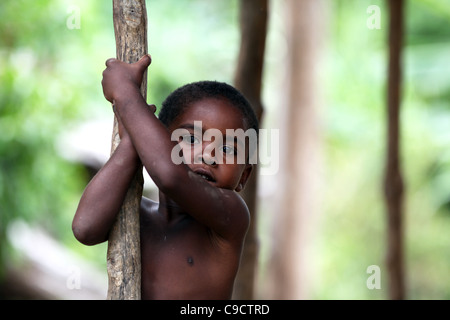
[146,0,239,111]
[0,0,114,272]
[312,0,450,299]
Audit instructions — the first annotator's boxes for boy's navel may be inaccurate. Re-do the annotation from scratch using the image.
[187,256,194,266]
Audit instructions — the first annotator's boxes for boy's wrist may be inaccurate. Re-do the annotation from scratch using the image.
[113,86,145,116]
[117,135,140,164]
[114,85,142,106]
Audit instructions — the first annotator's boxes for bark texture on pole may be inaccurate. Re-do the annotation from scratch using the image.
[232,0,268,300]
[106,0,148,300]
[384,0,405,300]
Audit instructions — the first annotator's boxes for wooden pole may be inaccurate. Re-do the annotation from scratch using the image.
[384,0,405,300]
[106,0,148,300]
[232,0,268,300]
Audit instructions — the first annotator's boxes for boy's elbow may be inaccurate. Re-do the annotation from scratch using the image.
[157,176,178,195]
[150,165,182,194]
[72,225,93,246]
[72,221,105,246]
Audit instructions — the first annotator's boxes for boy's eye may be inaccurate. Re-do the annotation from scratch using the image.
[180,134,200,145]
[222,145,237,155]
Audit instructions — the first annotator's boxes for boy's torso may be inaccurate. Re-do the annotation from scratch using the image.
[139,197,240,300]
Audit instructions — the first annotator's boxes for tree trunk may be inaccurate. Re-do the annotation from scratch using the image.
[106,0,148,300]
[384,0,405,300]
[268,0,324,299]
[232,0,268,300]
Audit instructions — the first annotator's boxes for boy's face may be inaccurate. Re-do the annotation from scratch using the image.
[168,97,253,192]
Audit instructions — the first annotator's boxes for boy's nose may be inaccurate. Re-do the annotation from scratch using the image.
[197,144,217,166]
[202,153,217,166]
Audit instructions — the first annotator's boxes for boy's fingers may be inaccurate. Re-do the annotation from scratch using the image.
[105,58,117,66]
[134,54,152,72]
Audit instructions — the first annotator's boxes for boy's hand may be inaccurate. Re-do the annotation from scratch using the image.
[102,54,151,105]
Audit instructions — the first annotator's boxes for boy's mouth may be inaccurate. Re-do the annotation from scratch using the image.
[194,169,216,183]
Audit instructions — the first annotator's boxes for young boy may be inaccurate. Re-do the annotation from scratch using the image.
[72,55,259,300]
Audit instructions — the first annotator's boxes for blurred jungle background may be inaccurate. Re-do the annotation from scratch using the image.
[0,0,449,299]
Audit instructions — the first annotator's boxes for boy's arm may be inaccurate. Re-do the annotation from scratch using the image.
[102,56,250,242]
[72,130,140,246]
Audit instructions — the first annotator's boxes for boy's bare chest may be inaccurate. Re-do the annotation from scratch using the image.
[139,215,218,271]
[138,216,234,299]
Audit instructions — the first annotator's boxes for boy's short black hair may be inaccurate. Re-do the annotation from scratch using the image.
[158,80,259,135]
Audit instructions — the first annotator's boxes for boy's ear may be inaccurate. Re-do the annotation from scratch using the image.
[235,164,253,192]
